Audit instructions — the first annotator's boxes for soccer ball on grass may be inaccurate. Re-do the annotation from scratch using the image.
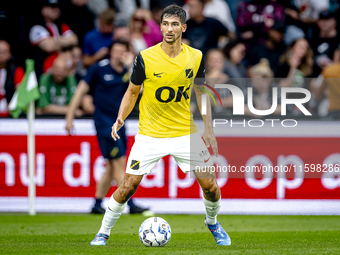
[139,217,171,247]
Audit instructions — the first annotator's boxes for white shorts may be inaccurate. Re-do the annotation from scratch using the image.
[125,132,213,175]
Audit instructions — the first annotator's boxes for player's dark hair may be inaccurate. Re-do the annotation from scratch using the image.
[109,39,130,52]
[161,4,186,25]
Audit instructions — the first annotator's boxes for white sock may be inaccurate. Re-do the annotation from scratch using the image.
[98,196,127,236]
[203,197,221,225]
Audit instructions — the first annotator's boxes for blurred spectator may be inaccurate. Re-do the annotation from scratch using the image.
[183,0,228,55]
[184,0,236,35]
[129,8,162,54]
[203,0,235,35]
[83,8,115,68]
[222,40,247,79]
[61,0,95,47]
[309,11,340,74]
[237,0,285,49]
[54,45,87,82]
[315,64,340,119]
[205,49,228,82]
[280,1,306,45]
[115,25,131,42]
[0,40,24,117]
[37,56,80,115]
[149,1,186,24]
[109,0,150,22]
[225,0,251,26]
[150,0,185,9]
[70,46,87,82]
[329,0,340,13]
[87,0,108,16]
[293,0,329,24]
[151,5,163,24]
[42,45,74,73]
[114,23,135,53]
[69,46,93,114]
[277,38,314,88]
[246,58,281,115]
[205,49,229,115]
[247,23,286,75]
[29,0,78,77]
[249,58,274,78]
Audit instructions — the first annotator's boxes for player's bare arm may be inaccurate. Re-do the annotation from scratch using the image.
[194,84,218,157]
[111,82,141,141]
[65,80,90,134]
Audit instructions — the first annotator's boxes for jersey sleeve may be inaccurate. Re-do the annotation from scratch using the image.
[130,53,146,85]
[61,23,73,37]
[29,25,50,45]
[195,56,205,79]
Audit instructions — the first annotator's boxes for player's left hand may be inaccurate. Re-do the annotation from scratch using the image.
[111,118,125,141]
[203,129,218,157]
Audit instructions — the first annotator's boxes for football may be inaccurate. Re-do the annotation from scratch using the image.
[139,217,171,247]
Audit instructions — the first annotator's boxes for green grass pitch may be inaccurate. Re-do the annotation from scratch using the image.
[1,213,339,254]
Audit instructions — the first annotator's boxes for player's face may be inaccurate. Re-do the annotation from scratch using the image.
[160,15,186,44]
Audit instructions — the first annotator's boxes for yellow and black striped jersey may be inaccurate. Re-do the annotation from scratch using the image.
[130,42,205,138]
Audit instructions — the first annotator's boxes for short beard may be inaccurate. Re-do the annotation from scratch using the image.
[163,34,181,44]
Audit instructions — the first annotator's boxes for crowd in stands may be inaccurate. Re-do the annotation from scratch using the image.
[1,0,340,118]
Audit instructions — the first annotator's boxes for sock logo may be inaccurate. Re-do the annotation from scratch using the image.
[130,160,140,170]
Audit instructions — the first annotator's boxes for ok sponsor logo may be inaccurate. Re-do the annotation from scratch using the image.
[154,69,196,103]
[155,86,190,103]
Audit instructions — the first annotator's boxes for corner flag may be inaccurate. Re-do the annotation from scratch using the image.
[9,59,40,118]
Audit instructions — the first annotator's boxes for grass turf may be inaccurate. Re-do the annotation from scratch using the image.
[0,213,339,254]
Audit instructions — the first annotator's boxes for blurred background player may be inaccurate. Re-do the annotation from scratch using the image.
[65,39,151,214]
